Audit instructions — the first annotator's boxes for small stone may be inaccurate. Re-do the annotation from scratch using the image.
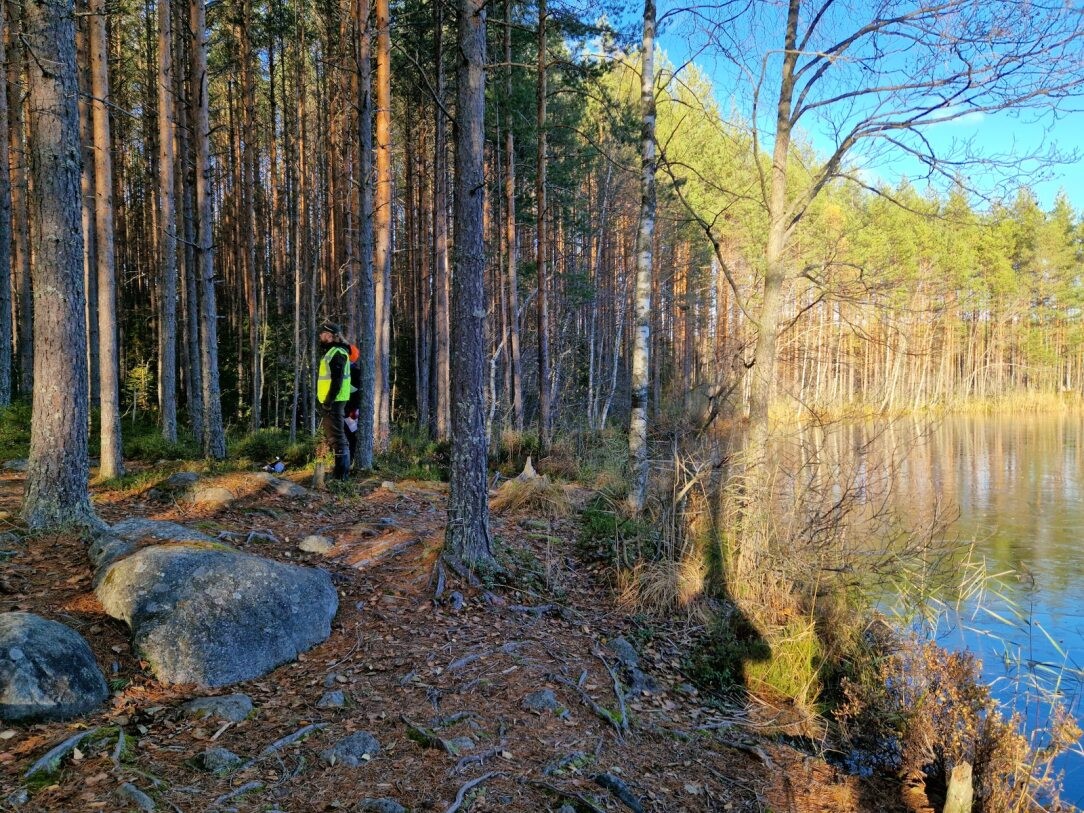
[180,694,253,722]
[162,471,200,491]
[5,788,28,807]
[117,782,156,812]
[558,806,576,813]
[447,591,465,612]
[608,637,639,670]
[324,673,344,688]
[299,535,335,554]
[321,731,380,767]
[3,459,27,472]
[522,689,560,713]
[316,690,346,709]
[357,800,406,813]
[197,747,243,775]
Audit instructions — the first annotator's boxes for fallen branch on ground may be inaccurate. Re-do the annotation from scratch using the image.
[445,771,502,813]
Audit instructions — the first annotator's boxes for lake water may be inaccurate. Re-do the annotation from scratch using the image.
[834,414,1084,805]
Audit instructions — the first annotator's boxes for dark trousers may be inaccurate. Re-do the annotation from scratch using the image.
[321,401,351,480]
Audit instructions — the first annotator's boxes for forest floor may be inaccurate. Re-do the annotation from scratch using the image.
[0,462,931,813]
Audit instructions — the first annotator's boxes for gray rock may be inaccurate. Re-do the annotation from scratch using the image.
[316,690,346,709]
[324,673,345,687]
[117,782,156,812]
[629,666,658,695]
[88,532,137,576]
[357,800,406,813]
[557,806,576,813]
[197,747,243,774]
[299,535,335,554]
[608,637,639,670]
[3,459,27,472]
[522,688,560,712]
[249,472,308,498]
[447,591,466,612]
[185,487,235,508]
[162,472,200,491]
[110,518,215,545]
[321,731,380,767]
[95,542,338,687]
[0,612,108,722]
[180,693,253,722]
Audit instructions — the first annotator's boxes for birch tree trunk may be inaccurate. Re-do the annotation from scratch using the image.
[626,0,656,515]
[445,0,493,570]
[89,0,125,479]
[22,0,97,529]
[190,0,226,458]
[157,0,179,442]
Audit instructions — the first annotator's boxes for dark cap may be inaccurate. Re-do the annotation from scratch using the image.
[318,321,341,336]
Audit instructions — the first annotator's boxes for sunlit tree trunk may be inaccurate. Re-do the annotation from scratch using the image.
[22,0,96,529]
[157,0,179,442]
[627,0,656,515]
[90,0,124,479]
[373,0,391,451]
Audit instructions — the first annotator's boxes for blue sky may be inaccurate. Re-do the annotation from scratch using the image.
[649,2,1084,215]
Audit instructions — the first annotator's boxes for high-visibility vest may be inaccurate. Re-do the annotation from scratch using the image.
[318,346,351,402]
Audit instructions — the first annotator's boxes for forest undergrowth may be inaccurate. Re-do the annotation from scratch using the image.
[0,415,1078,811]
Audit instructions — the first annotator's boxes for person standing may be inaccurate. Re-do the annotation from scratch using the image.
[317,322,352,480]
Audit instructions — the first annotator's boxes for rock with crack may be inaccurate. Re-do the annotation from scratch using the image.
[321,731,380,767]
[95,542,338,687]
[180,693,253,722]
[0,612,109,722]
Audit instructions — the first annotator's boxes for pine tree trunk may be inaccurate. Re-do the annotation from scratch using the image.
[444,0,493,570]
[431,2,450,440]
[355,0,375,468]
[89,0,125,479]
[0,0,13,406]
[190,0,226,458]
[627,0,656,515]
[503,0,523,431]
[6,2,32,398]
[76,10,99,411]
[373,0,391,451]
[157,0,179,442]
[535,0,551,451]
[22,0,96,529]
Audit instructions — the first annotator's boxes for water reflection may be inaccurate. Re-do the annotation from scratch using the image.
[793,414,1084,802]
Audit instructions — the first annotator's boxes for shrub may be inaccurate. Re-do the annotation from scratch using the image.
[123,427,200,461]
[578,493,659,566]
[231,428,292,463]
[0,400,32,460]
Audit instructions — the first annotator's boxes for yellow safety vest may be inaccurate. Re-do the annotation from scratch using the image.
[318,346,351,402]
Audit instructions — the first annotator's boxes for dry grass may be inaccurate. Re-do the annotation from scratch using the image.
[491,472,571,517]
[616,555,710,619]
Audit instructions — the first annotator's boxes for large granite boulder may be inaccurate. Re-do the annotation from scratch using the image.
[0,613,109,722]
[95,542,338,687]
